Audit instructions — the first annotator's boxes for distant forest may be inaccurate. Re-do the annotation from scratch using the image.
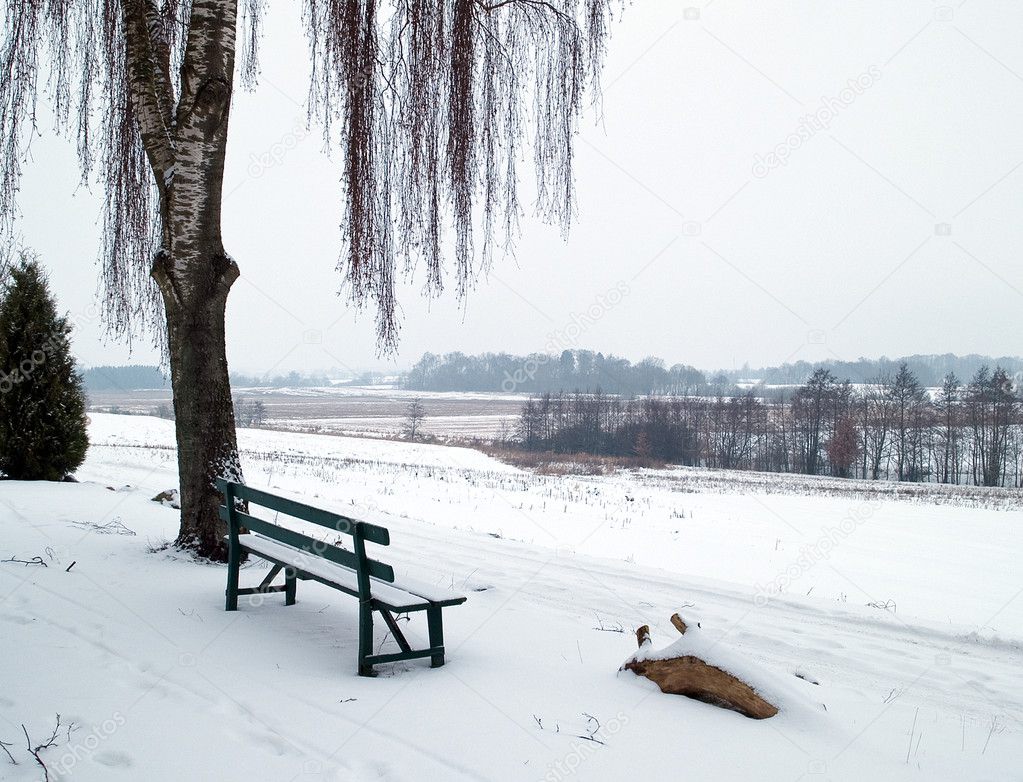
[403,351,1023,395]
[86,352,1023,396]
[404,351,707,395]
[229,370,334,388]
[83,365,168,391]
[83,366,337,391]
[722,354,1023,388]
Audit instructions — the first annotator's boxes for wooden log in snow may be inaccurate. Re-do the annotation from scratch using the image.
[669,613,688,635]
[622,615,779,720]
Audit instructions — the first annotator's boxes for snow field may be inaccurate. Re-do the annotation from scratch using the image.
[0,414,1020,780]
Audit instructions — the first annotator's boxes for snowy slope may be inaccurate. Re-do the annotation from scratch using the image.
[1,414,1021,780]
[85,415,1023,636]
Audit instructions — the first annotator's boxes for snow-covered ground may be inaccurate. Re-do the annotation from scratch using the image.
[1,414,1021,780]
[266,413,516,439]
[86,386,523,439]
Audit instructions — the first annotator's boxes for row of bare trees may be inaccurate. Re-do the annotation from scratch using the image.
[516,364,1023,487]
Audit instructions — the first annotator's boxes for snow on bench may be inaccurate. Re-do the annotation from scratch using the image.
[239,533,463,611]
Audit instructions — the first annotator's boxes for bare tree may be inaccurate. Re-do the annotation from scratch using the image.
[402,397,426,441]
[887,363,926,481]
[965,366,1018,487]
[863,373,894,480]
[826,416,859,478]
[791,368,837,475]
[0,1,617,558]
[251,399,265,427]
[936,372,963,484]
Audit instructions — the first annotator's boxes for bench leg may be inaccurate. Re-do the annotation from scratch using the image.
[357,601,377,677]
[380,610,412,653]
[427,606,445,668]
[225,542,241,612]
[284,567,297,606]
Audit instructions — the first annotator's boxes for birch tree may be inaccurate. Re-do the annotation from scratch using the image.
[0,0,616,558]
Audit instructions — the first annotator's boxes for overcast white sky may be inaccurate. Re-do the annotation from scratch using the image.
[12,0,1023,376]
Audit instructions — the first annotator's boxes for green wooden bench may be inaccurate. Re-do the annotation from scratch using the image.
[217,479,467,676]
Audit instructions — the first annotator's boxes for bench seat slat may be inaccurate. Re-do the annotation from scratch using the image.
[373,571,471,606]
[235,534,466,612]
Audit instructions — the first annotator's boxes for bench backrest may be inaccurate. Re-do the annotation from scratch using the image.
[216,479,395,590]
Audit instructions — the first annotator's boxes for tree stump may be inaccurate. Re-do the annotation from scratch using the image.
[621,614,779,720]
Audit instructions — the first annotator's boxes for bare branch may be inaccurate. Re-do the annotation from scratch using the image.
[1,555,48,567]
[22,714,71,782]
[0,0,617,355]
[0,736,16,765]
[303,0,617,349]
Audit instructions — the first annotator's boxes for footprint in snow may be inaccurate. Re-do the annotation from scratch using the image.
[95,750,133,768]
[253,731,297,756]
[0,612,34,625]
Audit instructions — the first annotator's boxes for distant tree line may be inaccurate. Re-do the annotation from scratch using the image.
[84,365,394,393]
[405,350,1023,397]
[229,370,333,388]
[85,365,359,392]
[515,364,1023,487]
[83,365,168,391]
[405,351,707,396]
[721,354,1023,388]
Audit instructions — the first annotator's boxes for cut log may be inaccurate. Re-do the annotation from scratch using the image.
[621,617,779,720]
[669,613,687,635]
[636,624,651,648]
[623,656,779,719]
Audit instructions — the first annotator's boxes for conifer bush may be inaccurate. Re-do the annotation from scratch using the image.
[0,254,88,480]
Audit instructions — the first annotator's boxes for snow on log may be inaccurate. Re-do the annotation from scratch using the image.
[621,613,780,720]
